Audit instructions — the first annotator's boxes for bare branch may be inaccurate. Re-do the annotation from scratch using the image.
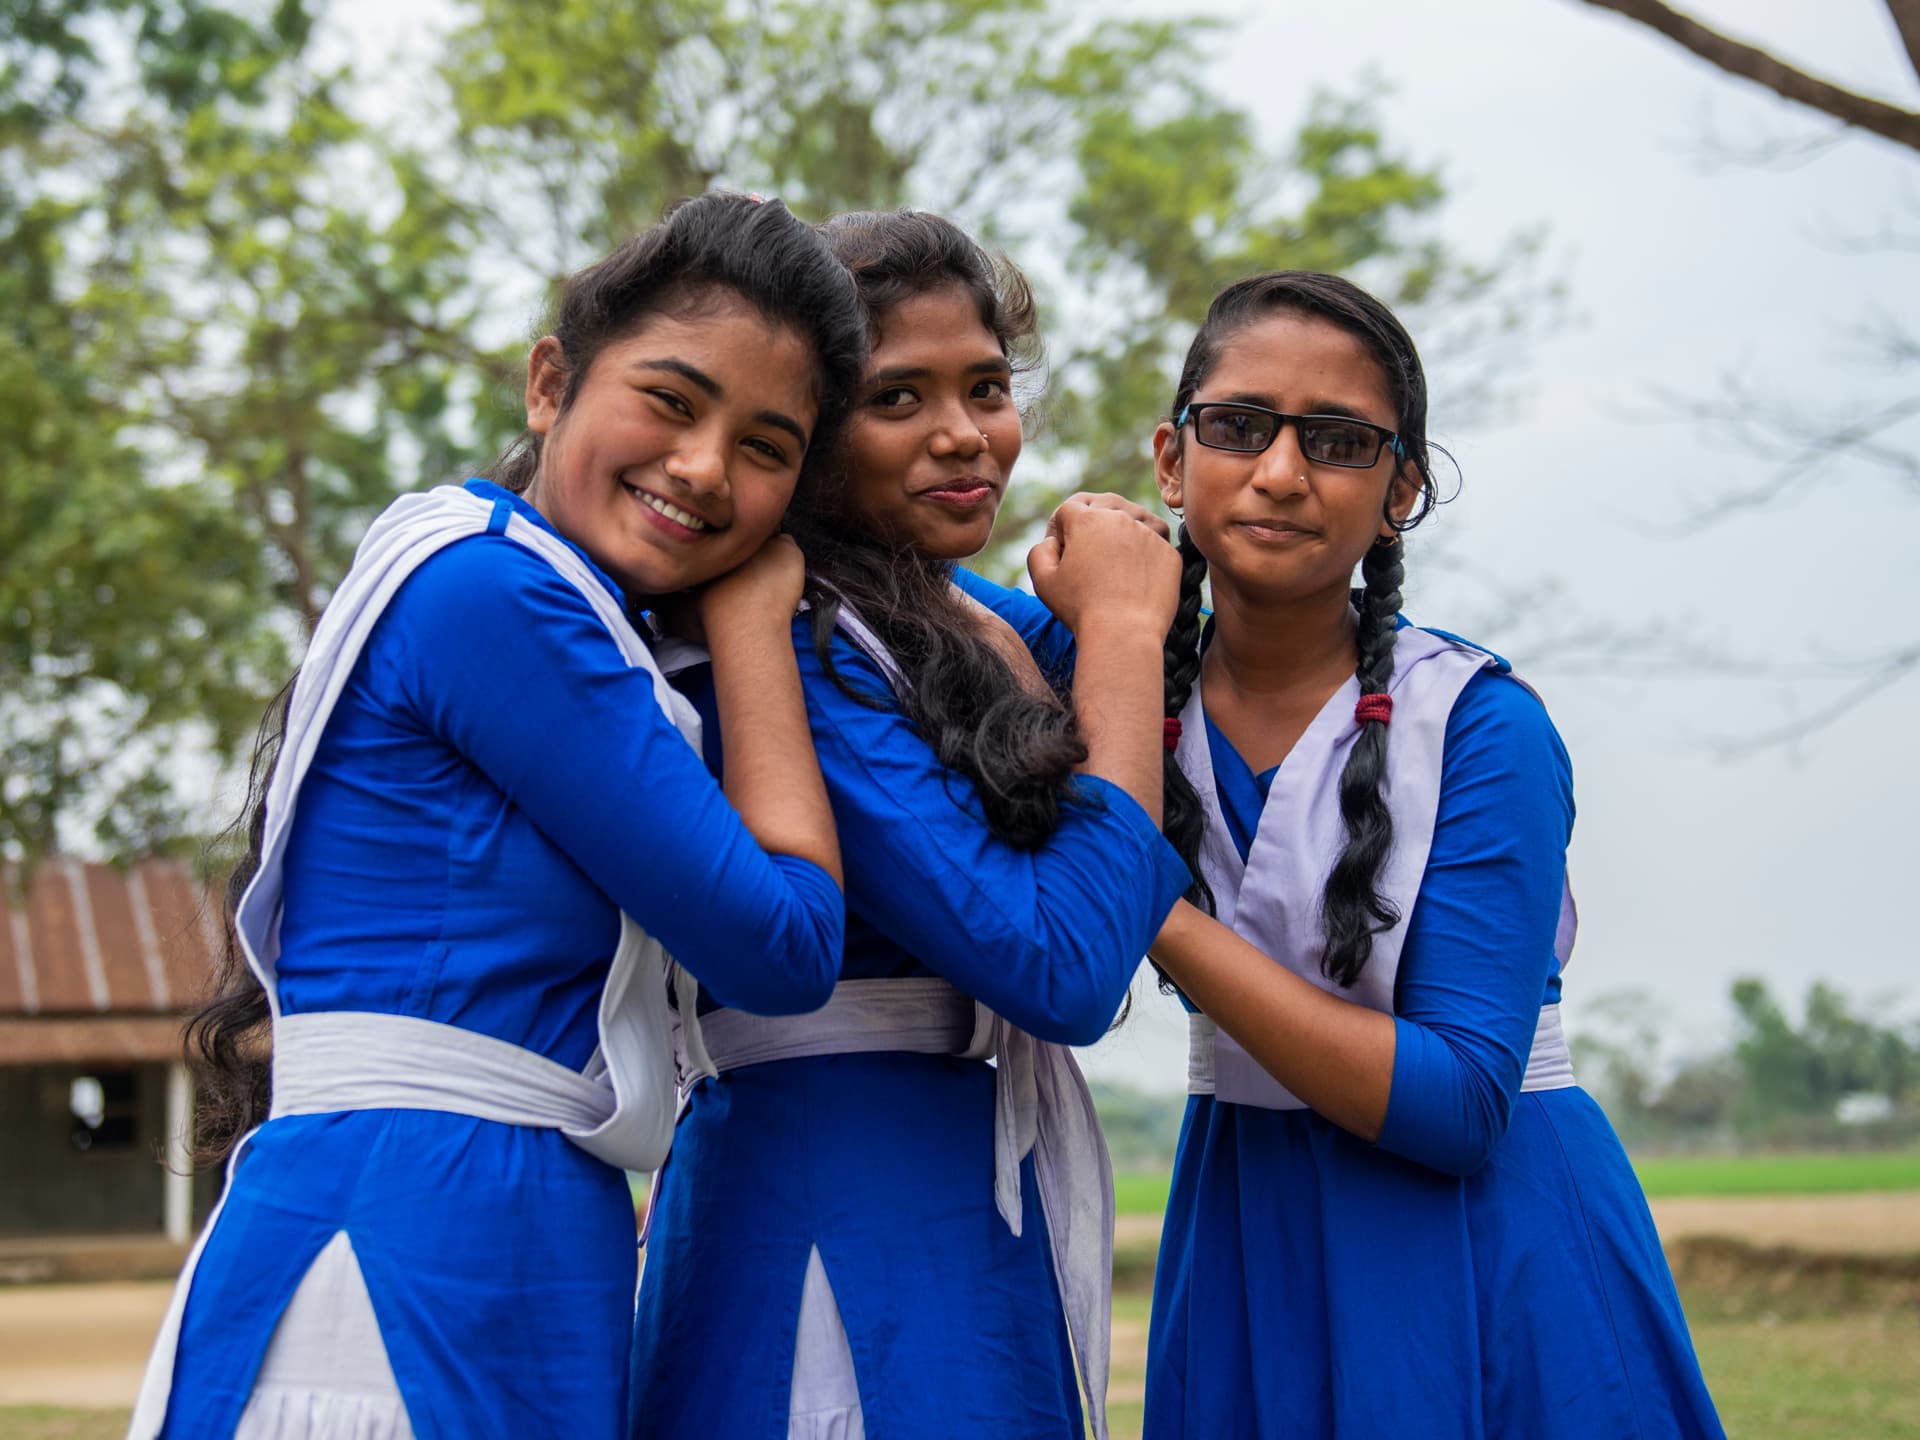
[1573,0,1920,153]
[1621,378,1920,531]
[1808,215,1920,255]
[1844,313,1920,367]
[1886,0,1920,83]
[1710,644,1920,755]
[1680,106,1850,173]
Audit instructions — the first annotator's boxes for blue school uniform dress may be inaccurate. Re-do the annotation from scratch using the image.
[1138,618,1725,1439]
[629,575,1191,1440]
[130,480,843,1440]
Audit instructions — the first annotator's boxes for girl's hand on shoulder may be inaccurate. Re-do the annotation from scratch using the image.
[1028,497,1180,638]
[1057,491,1171,540]
[697,534,808,634]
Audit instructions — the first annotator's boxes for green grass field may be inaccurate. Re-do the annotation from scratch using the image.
[1114,1148,1920,1213]
[5,1286,1917,1440]
[1632,1150,1920,1197]
[1078,1309,1920,1440]
[1114,1170,1172,1216]
[0,1409,124,1440]
[1099,1151,1920,1437]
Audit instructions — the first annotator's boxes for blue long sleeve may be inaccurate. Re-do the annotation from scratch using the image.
[796,620,1190,1046]
[386,537,842,1017]
[1373,673,1574,1176]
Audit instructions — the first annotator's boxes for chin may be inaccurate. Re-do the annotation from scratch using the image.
[606,553,688,600]
[924,519,998,562]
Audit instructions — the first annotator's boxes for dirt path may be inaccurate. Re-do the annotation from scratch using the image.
[1118,1191,1920,1258]
[0,1282,169,1408]
[1649,1191,1920,1256]
[4,1191,1915,1413]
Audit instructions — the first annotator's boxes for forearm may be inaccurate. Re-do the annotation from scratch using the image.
[934,786,1188,1044]
[1069,621,1167,826]
[707,616,842,887]
[1150,900,1396,1140]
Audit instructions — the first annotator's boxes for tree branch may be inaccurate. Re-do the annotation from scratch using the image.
[1711,644,1920,755]
[1574,0,1920,152]
[1885,0,1920,83]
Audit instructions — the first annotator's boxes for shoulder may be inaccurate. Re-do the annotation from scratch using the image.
[1449,666,1553,735]
[951,566,1074,671]
[395,532,600,623]
[951,567,1048,627]
[382,532,630,671]
[1399,622,1556,749]
[790,607,902,709]
[1441,668,1573,811]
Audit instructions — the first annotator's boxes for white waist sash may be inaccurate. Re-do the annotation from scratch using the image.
[678,979,1118,1440]
[1188,1001,1576,1108]
[687,978,975,1074]
[272,1011,616,1137]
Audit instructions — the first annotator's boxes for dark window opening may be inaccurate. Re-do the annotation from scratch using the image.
[70,1071,138,1151]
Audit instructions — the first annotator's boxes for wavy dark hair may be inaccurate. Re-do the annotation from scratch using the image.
[792,209,1081,849]
[186,193,870,1163]
[1162,271,1444,987]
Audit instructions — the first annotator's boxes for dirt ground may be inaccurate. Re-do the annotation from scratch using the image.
[1650,1191,1920,1256]
[1115,1191,1920,1255]
[3,1191,1915,1420]
[0,1282,170,1408]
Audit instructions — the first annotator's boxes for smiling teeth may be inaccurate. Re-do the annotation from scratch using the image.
[636,492,709,531]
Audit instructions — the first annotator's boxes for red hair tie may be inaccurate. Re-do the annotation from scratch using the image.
[1163,717,1184,751]
[1354,693,1393,727]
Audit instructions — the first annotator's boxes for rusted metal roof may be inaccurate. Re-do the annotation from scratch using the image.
[0,860,217,1019]
[0,1015,195,1064]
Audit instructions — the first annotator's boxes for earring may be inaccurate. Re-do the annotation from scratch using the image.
[1373,532,1403,549]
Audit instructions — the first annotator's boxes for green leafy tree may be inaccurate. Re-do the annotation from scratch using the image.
[1730,977,1917,1137]
[2,0,278,862]
[2,0,497,863]
[437,0,1551,569]
[3,0,1547,862]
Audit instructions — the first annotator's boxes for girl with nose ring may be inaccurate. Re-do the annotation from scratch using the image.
[630,210,1190,1440]
[1136,272,1723,1438]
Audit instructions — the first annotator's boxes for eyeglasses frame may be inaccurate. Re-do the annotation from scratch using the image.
[1172,401,1407,469]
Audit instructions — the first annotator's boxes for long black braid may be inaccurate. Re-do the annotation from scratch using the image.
[1160,523,1213,915]
[1321,534,1406,985]
[1160,270,1448,989]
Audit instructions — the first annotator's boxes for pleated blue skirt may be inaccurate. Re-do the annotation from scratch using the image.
[1146,1087,1724,1439]
[159,1110,638,1439]
[631,1051,1081,1439]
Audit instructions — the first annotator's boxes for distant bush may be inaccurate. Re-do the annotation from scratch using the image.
[1575,979,1919,1154]
[1089,1083,1185,1171]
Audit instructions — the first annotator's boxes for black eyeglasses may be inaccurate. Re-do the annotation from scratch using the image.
[1173,402,1404,469]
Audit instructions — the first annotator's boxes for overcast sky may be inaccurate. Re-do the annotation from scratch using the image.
[1082,0,1920,1090]
[327,0,1918,1091]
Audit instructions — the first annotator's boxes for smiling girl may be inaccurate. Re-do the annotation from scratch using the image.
[1139,272,1723,1438]
[628,211,1191,1440]
[130,194,865,1440]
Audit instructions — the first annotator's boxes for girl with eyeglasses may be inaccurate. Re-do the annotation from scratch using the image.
[1130,272,1725,1438]
[132,194,861,1440]
[629,210,1191,1440]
